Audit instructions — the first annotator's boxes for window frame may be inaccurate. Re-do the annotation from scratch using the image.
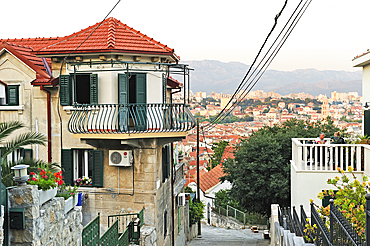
[59,74,98,106]
[61,148,103,187]
[162,145,171,183]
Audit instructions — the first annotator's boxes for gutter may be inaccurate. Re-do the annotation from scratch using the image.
[40,85,52,163]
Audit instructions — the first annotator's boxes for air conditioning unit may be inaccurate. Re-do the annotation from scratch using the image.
[177,193,186,207]
[109,150,133,167]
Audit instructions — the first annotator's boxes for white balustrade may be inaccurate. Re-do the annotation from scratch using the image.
[291,138,369,172]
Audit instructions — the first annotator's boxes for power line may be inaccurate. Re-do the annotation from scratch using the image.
[57,0,121,152]
[203,0,312,131]
[211,0,288,122]
[207,0,312,128]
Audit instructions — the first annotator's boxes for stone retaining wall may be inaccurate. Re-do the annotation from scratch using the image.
[8,185,83,246]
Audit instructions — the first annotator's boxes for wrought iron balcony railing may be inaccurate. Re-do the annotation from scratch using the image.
[68,103,196,134]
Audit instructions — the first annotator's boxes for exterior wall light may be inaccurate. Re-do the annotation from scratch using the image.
[11,164,29,186]
[365,102,369,109]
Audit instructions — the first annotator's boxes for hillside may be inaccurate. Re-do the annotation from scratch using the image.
[183,60,362,96]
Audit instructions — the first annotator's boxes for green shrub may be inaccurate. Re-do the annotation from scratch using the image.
[189,198,205,225]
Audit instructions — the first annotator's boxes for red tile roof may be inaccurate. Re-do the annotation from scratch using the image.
[221,146,235,163]
[167,76,183,88]
[189,160,208,166]
[0,40,56,85]
[35,17,179,61]
[198,164,224,192]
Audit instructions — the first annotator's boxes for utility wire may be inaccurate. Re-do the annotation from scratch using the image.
[205,0,299,129]
[206,0,288,128]
[56,0,121,153]
[212,0,312,127]
[207,0,310,127]
[204,0,312,131]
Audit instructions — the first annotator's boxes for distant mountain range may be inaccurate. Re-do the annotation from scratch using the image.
[182,60,362,96]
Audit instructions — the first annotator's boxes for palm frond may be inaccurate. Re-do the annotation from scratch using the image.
[1,132,46,158]
[0,121,24,143]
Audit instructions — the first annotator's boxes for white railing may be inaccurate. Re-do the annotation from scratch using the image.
[292,138,370,172]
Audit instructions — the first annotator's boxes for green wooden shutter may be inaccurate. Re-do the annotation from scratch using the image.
[118,74,128,131]
[136,74,147,131]
[23,149,33,160]
[60,75,71,106]
[90,74,98,104]
[136,74,146,104]
[118,74,128,104]
[92,150,103,187]
[365,110,370,137]
[61,149,73,185]
[162,146,167,183]
[163,74,167,104]
[166,145,171,178]
[7,85,19,106]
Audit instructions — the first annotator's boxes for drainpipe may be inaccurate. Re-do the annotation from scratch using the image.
[171,142,175,246]
[40,86,52,163]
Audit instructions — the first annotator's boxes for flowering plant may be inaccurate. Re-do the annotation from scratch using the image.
[75,177,92,186]
[56,183,79,200]
[305,167,368,241]
[28,168,64,191]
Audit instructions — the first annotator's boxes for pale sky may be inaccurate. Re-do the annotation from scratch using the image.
[1,0,369,72]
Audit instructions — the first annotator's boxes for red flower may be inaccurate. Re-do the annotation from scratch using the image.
[30,172,35,175]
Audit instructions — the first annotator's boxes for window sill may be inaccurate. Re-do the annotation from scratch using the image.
[0,105,24,112]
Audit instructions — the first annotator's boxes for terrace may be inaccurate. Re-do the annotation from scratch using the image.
[290,138,370,211]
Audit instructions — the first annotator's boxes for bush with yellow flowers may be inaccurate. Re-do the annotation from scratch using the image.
[306,167,368,241]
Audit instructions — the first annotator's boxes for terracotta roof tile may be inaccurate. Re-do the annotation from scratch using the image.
[221,146,235,163]
[35,17,179,60]
[197,164,225,192]
[0,39,57,84]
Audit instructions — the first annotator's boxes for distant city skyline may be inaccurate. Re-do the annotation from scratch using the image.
[1,0,369,72]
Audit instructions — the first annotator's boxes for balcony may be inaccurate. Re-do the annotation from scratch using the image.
[174,162,186,195]
[291,138,370,212]
[68,103,196,138]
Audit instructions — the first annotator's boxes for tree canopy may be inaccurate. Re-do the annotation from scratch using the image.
[221,118,341,215]
[210,140,229,169]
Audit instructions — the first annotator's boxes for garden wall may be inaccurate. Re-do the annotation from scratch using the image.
[7,185,83,246]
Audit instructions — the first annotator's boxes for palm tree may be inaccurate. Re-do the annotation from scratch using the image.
[0,121,47,186]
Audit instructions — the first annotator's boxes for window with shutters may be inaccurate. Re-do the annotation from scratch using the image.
[60,74,98,105]
[162,145,171,183]
[3,148,33,163]
[61,149,103,187]
[7,85,19,106]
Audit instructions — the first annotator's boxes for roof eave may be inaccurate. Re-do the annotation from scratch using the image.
[35,49,179,61]
[353,52,370,67]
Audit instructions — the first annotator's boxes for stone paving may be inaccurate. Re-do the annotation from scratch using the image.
[187,224,270,246]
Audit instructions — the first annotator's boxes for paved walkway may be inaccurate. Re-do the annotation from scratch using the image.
[187,224,270,246]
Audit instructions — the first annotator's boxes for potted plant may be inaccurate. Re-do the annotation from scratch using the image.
[75,177,92,186]
[28,167,63,205]
[56,184,79,213]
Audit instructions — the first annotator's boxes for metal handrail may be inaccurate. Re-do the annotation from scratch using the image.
[292,206,303,236]
[301,205,315,243]
[68,103,196,134]
[330,201,363,245]
[311,203,333,246]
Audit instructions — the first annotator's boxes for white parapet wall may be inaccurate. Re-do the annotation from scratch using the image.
[291,138,370,212]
